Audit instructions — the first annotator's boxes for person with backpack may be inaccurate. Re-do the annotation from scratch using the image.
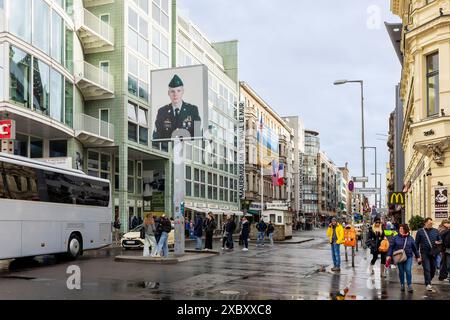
[438,219,450,282]
[367,217,388,277]
[415,218,443,291]
[241,217,250,251]
[204,212,217,251]
[256,219,268,247]
[387,224,420,293]
[267,221,275,246]
[154,215,172,258]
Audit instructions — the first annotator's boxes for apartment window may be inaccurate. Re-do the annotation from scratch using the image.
[9,0,32,42]
[152,27,169,68]
[426,52,439,117]
[9,46,31,108]
[14,134,28,157]
[33,58,50,115]
[88,151,111,180]
[128,102,148,145]
[136,162,143,194]
[33,0,50,54]
[128,160,135,193]
[30,137,43,158]
[115,157,119,191]
[49,140,67,157]
[128,7,149,59]
[128,53,149,102]
[51,10,64,64]
[152,0,169,31]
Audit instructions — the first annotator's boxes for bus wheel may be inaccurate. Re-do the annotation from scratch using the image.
[67,234,82,260]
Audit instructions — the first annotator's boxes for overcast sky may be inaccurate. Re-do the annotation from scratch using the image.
[178,0,402,204]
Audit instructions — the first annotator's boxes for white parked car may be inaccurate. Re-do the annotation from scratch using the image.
[121,225,174,249]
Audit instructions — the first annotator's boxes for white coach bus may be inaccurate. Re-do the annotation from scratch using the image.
[0,153,112,261]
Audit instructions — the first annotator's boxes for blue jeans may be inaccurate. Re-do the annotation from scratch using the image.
[268,233,274,245]
[257,231,265,245]
[242,235,248,249]
[156,231,169,257]
[195,236,202,250]
[331,244,341,268]
[397,257,413,286]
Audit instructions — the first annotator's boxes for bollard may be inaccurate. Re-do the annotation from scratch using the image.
[352,247,355,268]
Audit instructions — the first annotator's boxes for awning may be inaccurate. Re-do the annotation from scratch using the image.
[185,206,209,213]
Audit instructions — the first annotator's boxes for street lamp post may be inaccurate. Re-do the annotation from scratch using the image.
[371,173,382,208]
[334,80,365,219]
[365,146,377,208]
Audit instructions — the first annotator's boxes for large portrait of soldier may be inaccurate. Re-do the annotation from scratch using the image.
[151,65,208,141]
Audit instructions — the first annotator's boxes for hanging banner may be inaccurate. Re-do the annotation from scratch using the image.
[238,101,245,199]
[434,186,449,219]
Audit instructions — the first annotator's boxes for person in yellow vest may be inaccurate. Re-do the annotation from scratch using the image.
[327,217,345,272]
[384,222,398,270]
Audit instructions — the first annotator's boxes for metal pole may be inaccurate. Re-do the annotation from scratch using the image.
[374,147,377,209]
[360,82,366,221]
[260,123,264,221]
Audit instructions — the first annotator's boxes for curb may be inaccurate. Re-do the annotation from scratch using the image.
[115,255,179,264]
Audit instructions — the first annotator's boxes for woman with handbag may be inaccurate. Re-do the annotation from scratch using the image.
[387,224,420,293]
[367,217,387,277]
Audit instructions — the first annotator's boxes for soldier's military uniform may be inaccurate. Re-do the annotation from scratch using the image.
[153,75,201,140]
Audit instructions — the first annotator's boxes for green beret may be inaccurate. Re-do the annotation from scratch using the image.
[169,74,184,88]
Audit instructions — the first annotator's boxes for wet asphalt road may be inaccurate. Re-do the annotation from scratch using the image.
[0,229,449,300]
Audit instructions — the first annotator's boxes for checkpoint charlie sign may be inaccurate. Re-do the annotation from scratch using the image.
[0,120,16,140]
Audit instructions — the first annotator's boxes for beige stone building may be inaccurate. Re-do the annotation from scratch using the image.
[240,82,294,217]
[391,0,450,224]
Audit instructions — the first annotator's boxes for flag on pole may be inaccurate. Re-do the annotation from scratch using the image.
[259,116,264,131]
[277,163,285,186]
[271,160,278,186]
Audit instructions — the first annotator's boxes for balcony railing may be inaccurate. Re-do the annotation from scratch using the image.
[83,0,114,8]
[75,61,114,99]
[75,113,114,145]
[75,6,114,53]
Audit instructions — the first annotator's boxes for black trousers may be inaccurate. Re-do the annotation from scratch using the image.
[439,252,449,280]
[205,231,213,249]
[371,252,387,265]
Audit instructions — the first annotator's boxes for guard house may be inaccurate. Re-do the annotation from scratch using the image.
[262,201,293,240]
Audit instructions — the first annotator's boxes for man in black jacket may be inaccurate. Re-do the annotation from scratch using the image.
[226,216,236,250]
[415,218,442,291]
[438,220,450,282]
[155,215,172,258]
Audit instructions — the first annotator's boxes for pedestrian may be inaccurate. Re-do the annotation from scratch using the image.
[194,213,203,250]
[204,212,217,251]
[415,217,443,291]
[241,217,250,251]
[185,219,190,239]
[113,216,121,245]
[154,214,172,258]
[384,222,398,270]
[438,219,450,282]
[130,213,139,230]
[367,217,388,277]
[154,216,162,244]
[221,218,229,250]
[143,215,157,257]
[267,221,275,246]
[256,219,267,246]
[386,224,420,293]
[226,215,236,250]
[189,220,195,239]
[326,217,344,272]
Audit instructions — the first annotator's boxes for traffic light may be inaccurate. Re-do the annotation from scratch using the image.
[180,201,185,215]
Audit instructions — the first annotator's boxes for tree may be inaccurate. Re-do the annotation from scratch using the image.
[408,215,425,231]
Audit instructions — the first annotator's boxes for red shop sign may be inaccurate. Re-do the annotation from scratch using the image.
[0,120,16,139]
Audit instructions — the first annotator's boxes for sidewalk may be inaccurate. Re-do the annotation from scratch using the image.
[335,247,450,300]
